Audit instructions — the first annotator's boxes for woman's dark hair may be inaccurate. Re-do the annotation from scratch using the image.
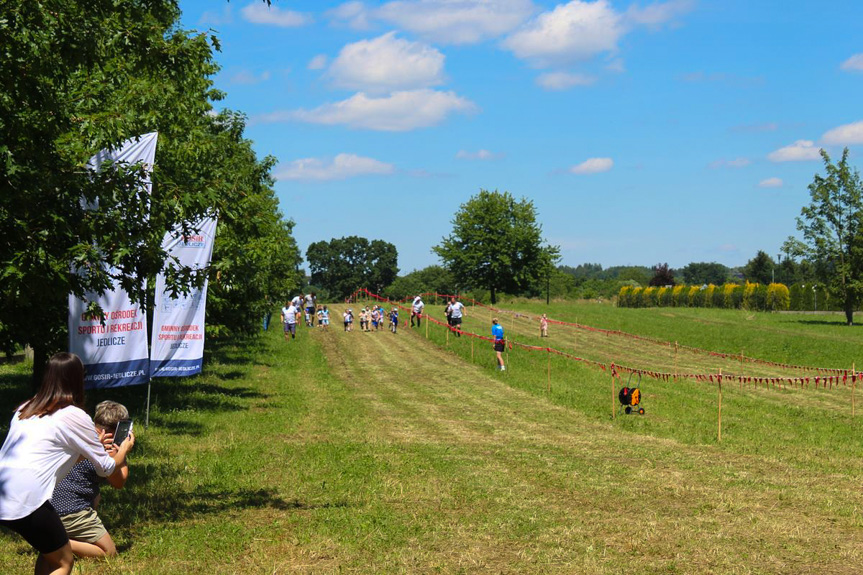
[18,352,86,419]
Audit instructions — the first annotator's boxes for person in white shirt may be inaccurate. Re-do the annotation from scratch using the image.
[0,352,134,575]
[411,296,424,328]
[449,298,466,337]
[281,301,299,341]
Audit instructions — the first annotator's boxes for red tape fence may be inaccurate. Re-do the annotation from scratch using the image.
[346,288,860,389]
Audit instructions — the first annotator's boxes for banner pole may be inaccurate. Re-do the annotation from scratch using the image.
[853,362,856,418]
[145,374,152,429]
[547,350,551,394]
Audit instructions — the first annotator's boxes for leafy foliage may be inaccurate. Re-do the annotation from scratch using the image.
[787,149,863,325]
[742,250,775,284]
[307,237,399,299]
[0,2,298,374]
[383,265,456,300]
[649,263,676,287]
[433,190,560,304]
[679,262,730,286]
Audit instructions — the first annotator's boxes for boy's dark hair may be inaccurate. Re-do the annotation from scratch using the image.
[94,400,129,429]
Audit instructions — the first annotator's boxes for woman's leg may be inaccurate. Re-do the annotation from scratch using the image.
[35,543,75,575]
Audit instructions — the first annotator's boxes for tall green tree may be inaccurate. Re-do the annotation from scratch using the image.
[307,237,399,299]
[787,148,863,325]
[0,2,291,379]
[742,251,775,284]
[680,262,729,285]
[432,190,560,304]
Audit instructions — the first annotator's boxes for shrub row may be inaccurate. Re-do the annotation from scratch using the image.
[617,282,791,311]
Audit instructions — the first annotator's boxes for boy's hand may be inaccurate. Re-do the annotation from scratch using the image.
[117,431,135,454]
[99,429,117,454]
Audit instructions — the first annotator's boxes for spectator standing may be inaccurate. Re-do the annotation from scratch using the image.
[540,314,549,337]
[411,296,424,327]
[492,318,506,371]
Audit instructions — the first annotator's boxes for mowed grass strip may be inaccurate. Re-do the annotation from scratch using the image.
[309,314,862,573]
[1,305,861,573]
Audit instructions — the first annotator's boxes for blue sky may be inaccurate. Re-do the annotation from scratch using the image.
[179,0,863,274]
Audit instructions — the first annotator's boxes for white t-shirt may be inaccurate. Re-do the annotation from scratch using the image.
[0,404,116,520]
[450,301,465,319]
[291,296,302,308]
[283,305,298,324]
[413,298,424,314]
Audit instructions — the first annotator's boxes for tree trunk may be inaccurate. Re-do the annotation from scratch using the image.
[845,302,854,326]
[490,286,496,305]
[31,343,49,391]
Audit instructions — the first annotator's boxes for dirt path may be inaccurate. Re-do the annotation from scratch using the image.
[312,322,863,574]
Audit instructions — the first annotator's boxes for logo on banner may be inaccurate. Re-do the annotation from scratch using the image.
[182,234,206,248]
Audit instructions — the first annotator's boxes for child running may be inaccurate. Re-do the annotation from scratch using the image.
[390,308,399,333]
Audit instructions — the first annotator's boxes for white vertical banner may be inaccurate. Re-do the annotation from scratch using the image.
[150,217,218,377]
[68,133,157,389]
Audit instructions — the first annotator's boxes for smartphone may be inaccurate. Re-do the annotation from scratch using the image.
[113,419,133,446]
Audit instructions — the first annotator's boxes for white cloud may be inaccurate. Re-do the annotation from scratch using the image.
[375,0,535,44]
[503,0,692,68]
[270,89,477,132]
[504,0,623,67]
[328,33,445,93]
[327,1,374,30]
[536,72,595,90]
[821,121,863,145]
[456,149,501,160]
[274,153,395,181]
[308,55,328,70]
[759,177,783,188]
[767,140,822,162]
[840,54,863,72]
[241,2,312,27]
[709,157,750,169]
[625,0,693,27]
[570,157,613,174]
[229,69,271,85]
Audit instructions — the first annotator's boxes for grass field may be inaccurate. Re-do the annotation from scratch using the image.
[1,301,861,573]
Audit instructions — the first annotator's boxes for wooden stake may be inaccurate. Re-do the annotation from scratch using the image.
[718,368,723,442]
[471,337,475,362]
[853,362,856,418]
[740,350,744,391]
[446,325,449,346]
[547,351,551,393]
[674,341,679,378]
[425,313,429,339]
[612,374,616,420]
[506,339,510,374]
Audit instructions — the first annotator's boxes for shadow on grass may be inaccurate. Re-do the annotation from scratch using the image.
[106,461,350,550]
[794,319,862,327]
[0,335,271,439]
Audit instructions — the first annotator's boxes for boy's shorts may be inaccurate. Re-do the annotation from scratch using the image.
[60,507,107,544]
[284,322,297,334]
